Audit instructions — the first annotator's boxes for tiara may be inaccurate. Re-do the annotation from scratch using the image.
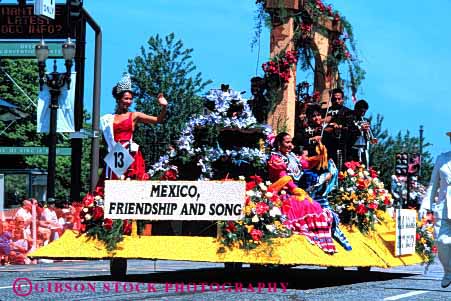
[116,72,132,94]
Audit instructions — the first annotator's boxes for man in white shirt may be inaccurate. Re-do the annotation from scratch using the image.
[420,132,451,288]
[14,200,32,230]
[39,199,62,241]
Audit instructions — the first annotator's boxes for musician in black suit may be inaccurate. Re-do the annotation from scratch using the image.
[345,99,376,165]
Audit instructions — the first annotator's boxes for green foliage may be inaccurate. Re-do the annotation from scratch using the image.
[85,219,124,252]
[127,33,212,164]
[369,114,433,185]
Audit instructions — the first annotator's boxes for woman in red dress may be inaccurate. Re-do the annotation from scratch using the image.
[100,73,167,180]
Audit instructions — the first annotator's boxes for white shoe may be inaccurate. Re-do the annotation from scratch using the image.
[441,278,451,288]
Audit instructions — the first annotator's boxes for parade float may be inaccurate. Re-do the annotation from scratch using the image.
[30,1,433,277]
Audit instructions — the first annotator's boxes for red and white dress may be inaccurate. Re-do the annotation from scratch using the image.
[100,112,147,181]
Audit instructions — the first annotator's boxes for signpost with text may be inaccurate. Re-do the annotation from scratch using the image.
[34,0,56,20]
[0,4,72,39]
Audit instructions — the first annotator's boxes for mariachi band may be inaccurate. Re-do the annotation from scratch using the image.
[294,88,377,170]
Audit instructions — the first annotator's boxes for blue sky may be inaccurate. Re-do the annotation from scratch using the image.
[81,0,451,159]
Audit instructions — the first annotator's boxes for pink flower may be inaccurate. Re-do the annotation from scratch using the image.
[250,229,263,241]
[256,202,269,215]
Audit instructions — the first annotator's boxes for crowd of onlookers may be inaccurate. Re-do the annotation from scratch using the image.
[0,198,77,265]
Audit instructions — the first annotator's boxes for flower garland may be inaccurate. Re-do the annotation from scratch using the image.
[149,88,273,180]
[329,161,394,234]
[416,215,436,265]
[218,176,291,251]
[254,0,365,99]
[262,50,298,84]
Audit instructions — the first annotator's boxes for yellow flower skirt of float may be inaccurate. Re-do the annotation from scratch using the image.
[30,212,423,268]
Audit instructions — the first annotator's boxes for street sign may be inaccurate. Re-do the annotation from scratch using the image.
[0,41,62,58]
[395,209,417,256]
[104,143,134,178]
[34,0,56,20]
[0,4,73,39]
[0,147,71,156]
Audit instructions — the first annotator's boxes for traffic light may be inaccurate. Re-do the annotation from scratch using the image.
[67,0,83,21]
[395,152,408,176]
[408,153,421,176]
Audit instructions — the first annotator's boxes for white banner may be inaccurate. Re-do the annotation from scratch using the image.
[395,209,417,256]
[104,180,246,221]
[37,72,76,133]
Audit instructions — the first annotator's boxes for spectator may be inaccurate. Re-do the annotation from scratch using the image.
[14,199,32,230]
[9,230,30,265]
[0,223,12,265]
[40,198,62,241]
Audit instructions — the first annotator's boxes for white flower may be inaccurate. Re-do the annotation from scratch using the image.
[347,168,354,176]
[368,189,374,195]
[265,192,273,198]
[85,214,92,221]
[82,207,89,213]
[265,225,275,232]
[265,181,272,186]
[351,177,357,182]
[339,187,344,192]
[280,190,287,195]
[364,171,370,177]
[258,183,267,191]
[238,176,245,181]
[95,195,102,200]
[120,175,125,180]
[246,190,255,197]
[269,207,281,217]
[358,172,364,178]
[251,215,259,223]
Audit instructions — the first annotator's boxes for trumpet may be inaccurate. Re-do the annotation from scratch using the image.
[355,117,378,145]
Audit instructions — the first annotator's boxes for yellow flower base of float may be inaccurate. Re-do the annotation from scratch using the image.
[30,213,423,268]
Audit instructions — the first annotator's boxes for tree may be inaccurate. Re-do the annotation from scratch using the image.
[369,114,433,186]
[127,33,212,164]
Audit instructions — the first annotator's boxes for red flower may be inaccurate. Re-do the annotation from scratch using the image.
[357,179,366,190]
[122,220,132,235]
[256,202,269,215]
[161,169,177,180]
[95,186,104,197]
[416,233,421,240]
[356,204,368,215]
[103,218,113,231]
[82,193,95,207]
[368,202,378,210]
[246,181,256,191]
[249,175,262,184]
[92,206,104,221]
[225,221,237,233]
[369,167,378,178]
[432,246,438,253]
[383,196,391,205]
[250,229,263,241]
[344,161,360,170]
